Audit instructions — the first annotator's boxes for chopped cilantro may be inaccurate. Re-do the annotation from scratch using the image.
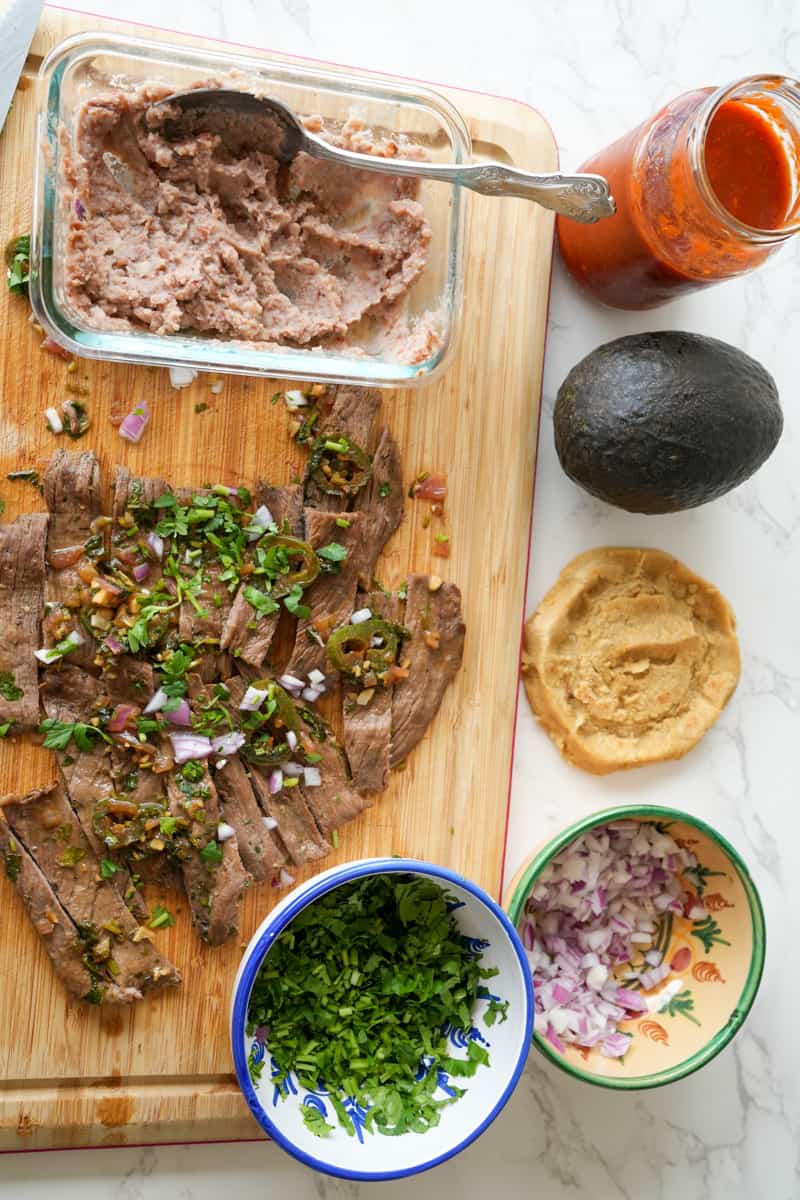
[57,846,86,868]
[100,859,118,879]
[0,722,10,738]
[379,482,391,497]
[6,235,30,296]
[0,672,23,702]
[284,583,310,619]
[243,585,280,617]
[302,1106,334,1138]
[200,839,223,865]
[316,542,347,565]
[159,816,179,836]
[149,904,175,930]
[181,761,204,783]
[38,718,112,753]
[245,874,493,1137]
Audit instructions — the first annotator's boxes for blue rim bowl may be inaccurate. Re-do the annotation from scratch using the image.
[230,857,534,1181]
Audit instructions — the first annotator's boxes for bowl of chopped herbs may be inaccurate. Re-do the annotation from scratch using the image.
[230,858,534,1180]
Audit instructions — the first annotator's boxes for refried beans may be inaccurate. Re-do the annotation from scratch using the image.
[63,82,437,359]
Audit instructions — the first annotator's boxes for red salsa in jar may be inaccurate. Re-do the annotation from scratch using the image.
[558,76,800,310]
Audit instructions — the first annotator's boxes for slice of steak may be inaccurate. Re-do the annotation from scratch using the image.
[43,450,104,672]
[304,387,381,511]
[1,783,180,995]
[0,513,47,730]
[390,575,465,768]
[220,484,303,668]
[164,765,248,945]
[249,765,330,867]
[188,673,287,879]
[40,666,149,922]
[352,426,404,588]
[0,819,138,1005]
[223,675,328,866]
[342,592,398,793]
[286,510,366,683]
[297,733,369,835]
[112,466,169,519]
[214,756,288,879]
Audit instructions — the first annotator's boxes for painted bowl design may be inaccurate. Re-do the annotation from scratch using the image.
[505,805,765,1089]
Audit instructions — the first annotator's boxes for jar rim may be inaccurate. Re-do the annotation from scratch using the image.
[688,73,800,243]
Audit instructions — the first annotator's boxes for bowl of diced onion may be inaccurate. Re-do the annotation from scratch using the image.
[505,805,765,1089]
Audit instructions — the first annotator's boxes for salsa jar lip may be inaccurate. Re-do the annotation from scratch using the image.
[686,73,800,244]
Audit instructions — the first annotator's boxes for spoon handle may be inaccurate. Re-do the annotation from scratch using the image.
[304,133,615,223]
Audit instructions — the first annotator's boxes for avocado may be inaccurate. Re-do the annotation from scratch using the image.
[554,332,783,514]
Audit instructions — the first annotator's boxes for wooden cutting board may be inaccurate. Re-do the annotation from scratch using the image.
[0,6,555,1151]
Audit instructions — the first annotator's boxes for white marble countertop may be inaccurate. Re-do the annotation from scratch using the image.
[6,0,800,1196]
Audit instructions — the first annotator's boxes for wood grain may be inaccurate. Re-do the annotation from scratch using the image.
[0,7,555,1151]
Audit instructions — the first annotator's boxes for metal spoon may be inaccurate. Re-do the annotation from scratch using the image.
[154,88,615,224]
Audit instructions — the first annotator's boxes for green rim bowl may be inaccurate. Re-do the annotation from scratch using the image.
[505,803,766,1090]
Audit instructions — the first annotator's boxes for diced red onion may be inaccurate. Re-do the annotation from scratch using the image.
[263,815,279,830]
[286,730,298,752]
[303,766,321,788]
[247,505,274,542]
[308,668,326,686]
[133,562,150,583]
[217,822,236,842]
[105,635,123,655]
[45,406,63,434]
[278,674,303,695]
[521,819,693,1059]
[166,699,191,726]
[282,762,303,778]
[147,532,164,560]
[74,199,86,219]
[279,868,296,887]
[211,731,246,757]
[239,685,268,712]
[301,686,321,703]
[168,366,197,390]
[268,769,283,795]
[350,608,371,625]
[284,390,307,408]
[144,687,167,715]
[107,704,137,732]
[169,733,212,764]
[119,401,150,444]
[35,628,83,664]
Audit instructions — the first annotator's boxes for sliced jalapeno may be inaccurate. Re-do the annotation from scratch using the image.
[307,433,372,498]
[326,618,407,681]
[241,681,300,765]
[257,534,320,600]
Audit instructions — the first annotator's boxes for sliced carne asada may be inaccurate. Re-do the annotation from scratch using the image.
[1,783,180,996]
[297,730,369,834]
[40,666,149,921]
[43,450,104,672]
[164,762,248,945]
[304,387,380,511]
[0,818,139,1005]
[248,765,330,866]
[0,513,48,730]
[352,426,404,588]
[188,673,287,879]
[390,575,465,768]
[286,509,366,682]
[220,483,303,667]
[214,756,288,879]
[222,675,329,866]
[341,593,400,794]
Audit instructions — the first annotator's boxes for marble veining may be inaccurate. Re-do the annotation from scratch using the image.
[4,0,799,1196]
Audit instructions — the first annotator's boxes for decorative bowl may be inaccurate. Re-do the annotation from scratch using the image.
[231,857,533,1181]
[505,804,765,1089]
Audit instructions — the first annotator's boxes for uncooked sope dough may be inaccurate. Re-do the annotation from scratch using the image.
[522,547,740,774]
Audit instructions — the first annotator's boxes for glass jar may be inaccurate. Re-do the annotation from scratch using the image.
[557,75,800,309]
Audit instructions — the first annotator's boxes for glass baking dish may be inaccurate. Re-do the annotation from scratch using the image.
[30,32,470,388]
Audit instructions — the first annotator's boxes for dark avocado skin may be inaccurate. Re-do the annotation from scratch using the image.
[554,332,783,514]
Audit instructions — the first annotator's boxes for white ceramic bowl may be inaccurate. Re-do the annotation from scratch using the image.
[230,857,533,1181]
